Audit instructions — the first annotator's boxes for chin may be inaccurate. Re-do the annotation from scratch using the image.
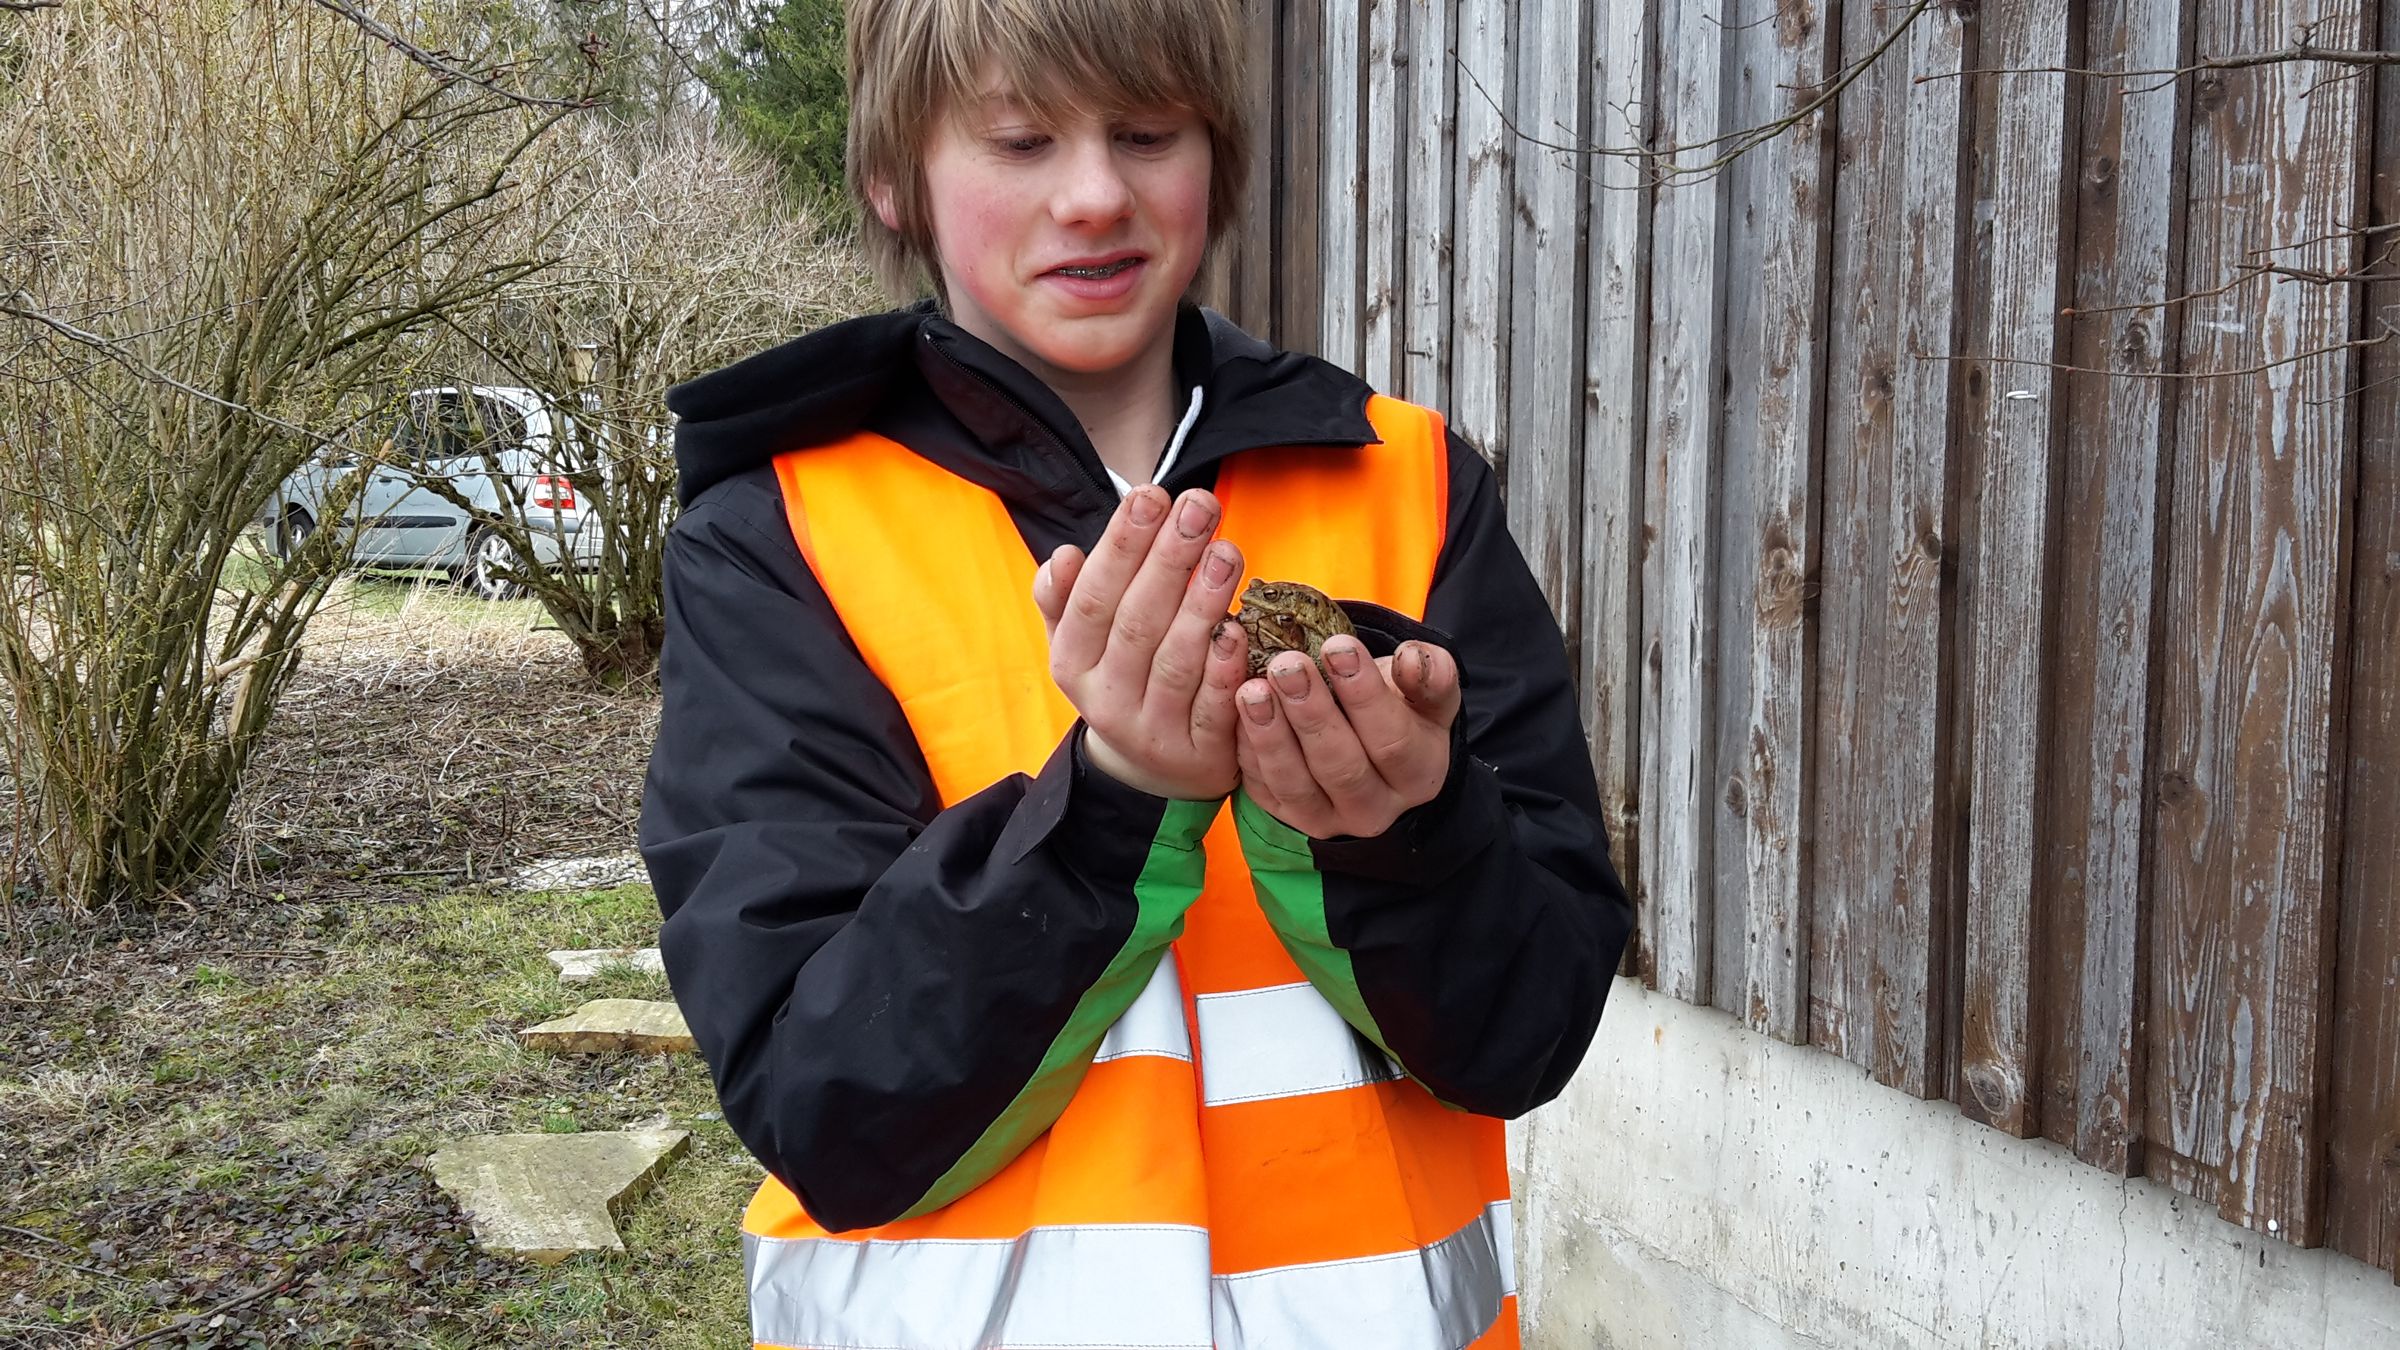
[1028,311,1173,375]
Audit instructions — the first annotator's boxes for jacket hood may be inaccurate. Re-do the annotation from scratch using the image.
[665,303,1380,507]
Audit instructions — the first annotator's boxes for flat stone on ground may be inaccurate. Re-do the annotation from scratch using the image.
[514,851,647,893]
[548,947,666,984]
[429,1128,690,1263]
[520,999,694,1054]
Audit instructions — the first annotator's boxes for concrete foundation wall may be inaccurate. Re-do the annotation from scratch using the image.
[1509,980,2400,1349]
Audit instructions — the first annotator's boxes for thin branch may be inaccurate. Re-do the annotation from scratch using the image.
[1921,42,2400,97]
[0,1,64,11]
[1923,320,2397,382]
[1471,0,1936,187]
[0,292,331,442]
[306,0,600,111]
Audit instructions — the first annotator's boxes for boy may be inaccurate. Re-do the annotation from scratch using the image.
[638,0,1633,1345]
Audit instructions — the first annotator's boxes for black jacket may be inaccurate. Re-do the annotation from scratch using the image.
[639,304,1633,1233]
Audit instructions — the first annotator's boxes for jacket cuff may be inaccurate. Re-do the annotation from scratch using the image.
[1310,725,1510,887]
[1000,724,1216,868]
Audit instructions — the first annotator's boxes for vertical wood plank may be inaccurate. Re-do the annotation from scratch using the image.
[2035,0,2188,1175]
[1505,0,1587,627]
[1638,0,1731,1006]
[1277,0,1325,353]
[2327,0,2400,1277]
[1955,0,2075,1138]
[1720,0,1836,1043]
[2146,0,2369,1245]
[1581,0,1656,982]
[1400,0,1453,410]
[1809,0,1968,1097]
[1361,0,1401,390]
[1232,0,1281,337]
[1449,0,1510,469]
[1322,0,1363,369]
[1710,0,1763,1016]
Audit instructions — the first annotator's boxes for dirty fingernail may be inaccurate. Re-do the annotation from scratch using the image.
[1204,546,1235,587]
[1241,686,1274,723]
[1129,489,1164,526]
[1271,660,1309,699]
[1177,494,1217,539]
[1323,640,1362,678]
[1212,621,1240,655]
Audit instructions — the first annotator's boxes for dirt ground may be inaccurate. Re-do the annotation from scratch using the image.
[0,574,756,1349]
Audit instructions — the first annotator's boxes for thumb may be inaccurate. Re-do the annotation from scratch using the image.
[1396,642,1462,727]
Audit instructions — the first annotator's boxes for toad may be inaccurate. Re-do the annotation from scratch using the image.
[1228,579,1356,681]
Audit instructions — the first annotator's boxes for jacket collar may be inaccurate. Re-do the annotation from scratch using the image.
[666,302,1379,508]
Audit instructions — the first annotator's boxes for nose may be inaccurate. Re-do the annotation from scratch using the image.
[1051,133,1134,227]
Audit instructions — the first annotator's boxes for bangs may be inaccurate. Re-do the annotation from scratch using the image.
[930,0,1229,128]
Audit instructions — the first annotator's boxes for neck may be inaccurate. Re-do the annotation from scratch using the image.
[1047,338,1181,488]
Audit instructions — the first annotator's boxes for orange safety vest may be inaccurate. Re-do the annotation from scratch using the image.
[751,394,1516,1350]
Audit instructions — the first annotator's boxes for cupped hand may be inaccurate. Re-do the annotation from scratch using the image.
[1033,485,1251,800]
[1233,634,1462,838]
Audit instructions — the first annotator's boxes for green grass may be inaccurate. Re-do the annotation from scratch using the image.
[0,884,756,1349]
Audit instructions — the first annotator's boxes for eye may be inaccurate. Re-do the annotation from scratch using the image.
[1119,127,1179,151]
[991,133,1049,156]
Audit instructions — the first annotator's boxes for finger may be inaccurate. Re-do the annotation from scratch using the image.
[1324,637,1447,787]
[1146,537,1243,717]
[1033,544,1085,637]
[1050,486,1171,674]
[1394,641,1464,728]
[1238,674,1330,820]
[1189,611,1249,744]
[1101,489,1221,676]
[1265,649,1395,811]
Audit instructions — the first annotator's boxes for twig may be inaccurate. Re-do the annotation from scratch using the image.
[1921,43,2400,96]
[0,1,64,11]
[1923,321,2396,382]
[0,292,329,442]
[105,1265,308,1349]
[306,0,598,111]
[1470,0,1934,187]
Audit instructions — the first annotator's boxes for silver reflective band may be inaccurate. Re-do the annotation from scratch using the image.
[1093,958,1192,1064]
[1214,1201,1516,1350]
[1194,981,1402,1106]
[748,1223,1214,1350]
[746,1203,1515,1350]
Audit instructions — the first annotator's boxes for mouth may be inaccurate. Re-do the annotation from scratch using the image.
[1045,254,1145,280]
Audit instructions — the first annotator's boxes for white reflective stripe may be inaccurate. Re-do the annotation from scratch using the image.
[747,1224,1213,1350]
[1194,981,1400,1106]
[1093,958,1192,1064]
[1493,1198,1517,1296]
[1211,1201,1515,1350]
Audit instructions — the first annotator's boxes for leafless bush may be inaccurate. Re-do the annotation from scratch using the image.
[419,115,880,687]
[0,1,590,919]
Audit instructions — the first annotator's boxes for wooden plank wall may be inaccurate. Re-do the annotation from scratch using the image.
[1222,0,2399,1277]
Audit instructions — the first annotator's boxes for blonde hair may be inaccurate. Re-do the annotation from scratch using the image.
[845,0,1251,298]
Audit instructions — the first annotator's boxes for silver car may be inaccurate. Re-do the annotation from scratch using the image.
[267,386,600,599]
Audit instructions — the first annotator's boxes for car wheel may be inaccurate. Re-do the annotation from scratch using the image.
[465,526,524,602]
[274,508,317,562]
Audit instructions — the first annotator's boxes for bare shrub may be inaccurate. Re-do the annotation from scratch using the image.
[418,115,880,687]
[0,1,589,918]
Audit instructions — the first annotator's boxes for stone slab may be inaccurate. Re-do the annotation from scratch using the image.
[519,999,693,1054]
[547,947,666,984]
[428,1128,689,1264]
[513,852,647,893]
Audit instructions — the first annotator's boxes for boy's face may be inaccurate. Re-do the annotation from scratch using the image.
[902,74,1212,386]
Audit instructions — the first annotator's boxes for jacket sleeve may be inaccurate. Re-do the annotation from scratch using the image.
[1233,432,1634,1118]
[638,470,1213,1233]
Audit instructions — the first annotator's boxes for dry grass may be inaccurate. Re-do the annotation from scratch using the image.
[0,574,756,1348]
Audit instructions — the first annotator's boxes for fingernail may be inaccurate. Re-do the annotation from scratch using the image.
[1203,546,1234,587]
[1241,686,1274,723]
[1128,489,1164,526]
[1323,639,1362,678]
[1271,659,1309,699]
[1212,621,1239,655]
[1176,494,1216,539]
